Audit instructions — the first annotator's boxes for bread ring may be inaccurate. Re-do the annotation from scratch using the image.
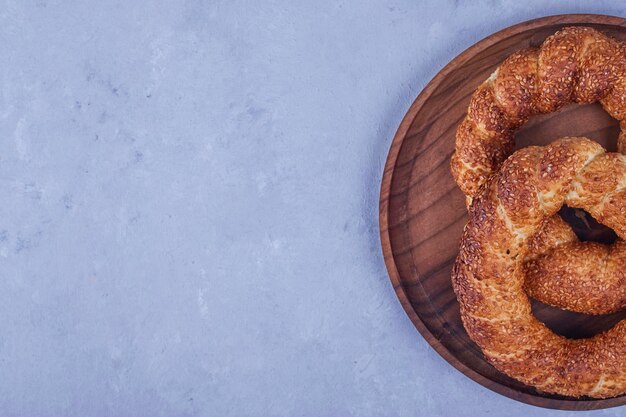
[450,26,626,314]
[451,27,626,199]
[452,137,626,398]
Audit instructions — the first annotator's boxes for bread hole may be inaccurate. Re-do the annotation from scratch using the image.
[558,206,617,244]
[532,299,626,339]
[514,102,619,152]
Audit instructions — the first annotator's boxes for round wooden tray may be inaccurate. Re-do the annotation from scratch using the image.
[379,14,626,411]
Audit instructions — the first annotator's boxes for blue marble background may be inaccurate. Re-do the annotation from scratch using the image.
[2,1,626,416]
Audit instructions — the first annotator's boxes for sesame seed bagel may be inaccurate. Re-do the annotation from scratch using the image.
[451,26,626,200]
[452,137,626,398]
[450,26,626,314]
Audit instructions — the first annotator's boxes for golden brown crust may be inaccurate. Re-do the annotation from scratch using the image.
[524,241,626,315]
[525,216,577,256]
[450,26,626,315]
[601,42,626,120]
[493,48,538,125]
[452,137,626,398]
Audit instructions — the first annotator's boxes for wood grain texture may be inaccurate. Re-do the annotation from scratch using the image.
[379,14,626,410]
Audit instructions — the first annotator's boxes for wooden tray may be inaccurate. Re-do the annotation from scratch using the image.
[379,14,626,411]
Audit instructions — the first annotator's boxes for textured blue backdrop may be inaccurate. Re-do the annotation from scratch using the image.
[2,1,626,416]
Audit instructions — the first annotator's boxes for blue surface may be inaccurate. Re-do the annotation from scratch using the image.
[3,1,626,416]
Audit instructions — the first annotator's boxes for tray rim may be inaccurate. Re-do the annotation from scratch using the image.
[379,13,626,411]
